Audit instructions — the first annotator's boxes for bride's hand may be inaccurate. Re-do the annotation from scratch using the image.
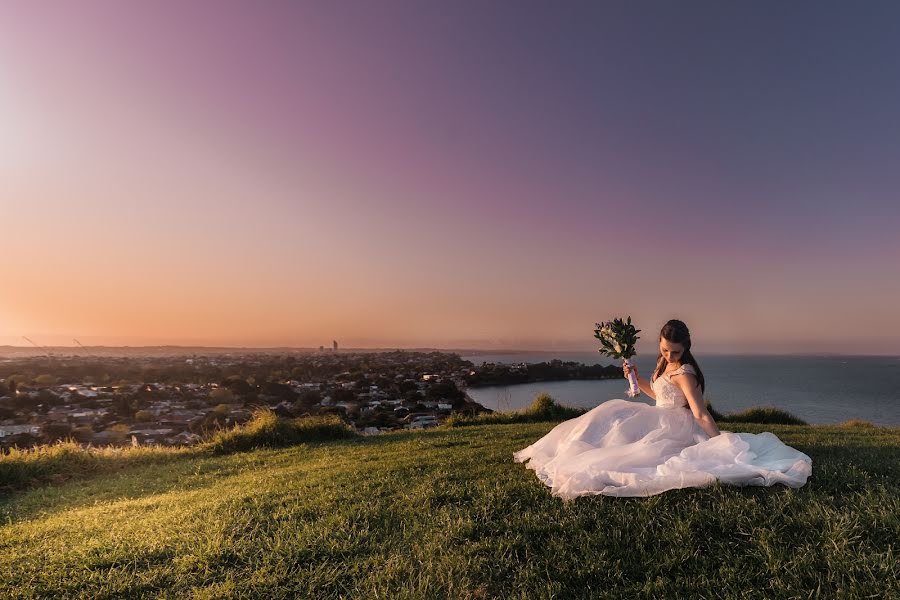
[623,363,638,379]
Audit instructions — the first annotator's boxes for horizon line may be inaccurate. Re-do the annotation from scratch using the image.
[0,344,897,358]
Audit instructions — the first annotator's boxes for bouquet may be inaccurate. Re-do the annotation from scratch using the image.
[594,316,642,397]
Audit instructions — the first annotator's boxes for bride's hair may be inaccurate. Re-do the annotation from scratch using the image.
[653,319,706,394]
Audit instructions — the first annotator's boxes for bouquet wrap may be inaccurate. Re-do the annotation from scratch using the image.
[623,358,640,397]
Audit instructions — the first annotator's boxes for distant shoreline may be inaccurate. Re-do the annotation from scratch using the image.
[1,345,897,359]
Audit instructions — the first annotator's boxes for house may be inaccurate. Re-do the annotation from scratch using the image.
[67,386,99,398]
[90,430,123,445]
[408,416,439,429]
[168,431,202,445]
[0,425,40,437]
[127,428,174,445]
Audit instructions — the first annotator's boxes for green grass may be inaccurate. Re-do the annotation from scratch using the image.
[0,440,192,495]
[448,394,810,428]
[702,400,808,426]
[446,392,588,427]
[0,409,898,599]
[203,409,357,455]
[0,410,356,494]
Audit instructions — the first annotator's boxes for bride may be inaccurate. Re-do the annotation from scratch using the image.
[513,320,813,499]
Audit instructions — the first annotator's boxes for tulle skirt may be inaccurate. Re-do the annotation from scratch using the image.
[513,399,813,499]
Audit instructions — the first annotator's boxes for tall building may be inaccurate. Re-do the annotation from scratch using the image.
[332,340,338,352]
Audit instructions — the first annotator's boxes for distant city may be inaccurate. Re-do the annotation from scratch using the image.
[0,350,484,449]
[0,347,627,449]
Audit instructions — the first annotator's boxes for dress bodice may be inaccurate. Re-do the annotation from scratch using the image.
[650,364,696,409]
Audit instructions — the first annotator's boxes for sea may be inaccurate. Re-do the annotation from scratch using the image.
[459,352,900,427]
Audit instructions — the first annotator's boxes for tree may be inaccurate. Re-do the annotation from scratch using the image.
[37,389,63,407]
[134,410,153,422]
[260,381,297,401]
[373,376,393,390]
[102,424,131,444]
[332,388,356,404]
[43,421,72,442]
[290,366,310,381]
[71,426,94,443]
[113,393,136,418]
[298,389,322,405]
[6,375,25,390]
[223,377,252,396]
[398,380,419,393]
[209,388,237,403]
[426,380,464,402]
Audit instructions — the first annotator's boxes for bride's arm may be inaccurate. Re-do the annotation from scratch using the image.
[675,374,721,437]
[623,363,656,401]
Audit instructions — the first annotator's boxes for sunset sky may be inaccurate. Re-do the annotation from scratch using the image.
[2,2,899,354]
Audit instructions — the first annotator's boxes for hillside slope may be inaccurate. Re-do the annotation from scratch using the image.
[1,422,898,599]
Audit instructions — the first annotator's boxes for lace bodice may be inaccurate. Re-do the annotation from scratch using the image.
[650,364,696,409]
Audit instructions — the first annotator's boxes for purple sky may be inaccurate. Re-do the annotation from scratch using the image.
[1,1,899,353]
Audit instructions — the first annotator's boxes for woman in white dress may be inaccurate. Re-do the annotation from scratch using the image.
[513,320,812,500]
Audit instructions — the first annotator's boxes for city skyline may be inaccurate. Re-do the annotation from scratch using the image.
[2,2,899,355]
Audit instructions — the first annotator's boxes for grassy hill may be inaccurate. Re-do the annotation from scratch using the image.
[1,411,898,599]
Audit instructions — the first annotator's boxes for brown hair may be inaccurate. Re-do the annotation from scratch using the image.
[652,319,706,394]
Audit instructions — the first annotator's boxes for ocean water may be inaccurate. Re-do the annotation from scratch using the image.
[460,352,900,426]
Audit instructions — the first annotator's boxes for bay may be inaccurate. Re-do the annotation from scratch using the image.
[460,352,900,426]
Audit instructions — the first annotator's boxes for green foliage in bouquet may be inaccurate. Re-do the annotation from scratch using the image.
[594,316,641,360]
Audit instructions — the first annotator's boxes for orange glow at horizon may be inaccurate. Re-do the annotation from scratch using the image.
[1,3,899,355]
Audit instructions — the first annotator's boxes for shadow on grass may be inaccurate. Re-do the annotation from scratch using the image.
[798,442,899,483]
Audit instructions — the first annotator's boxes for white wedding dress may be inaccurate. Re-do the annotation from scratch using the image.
[513,364,813,499]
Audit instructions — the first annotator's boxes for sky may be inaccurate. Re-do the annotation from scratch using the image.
[1,1,899,354]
